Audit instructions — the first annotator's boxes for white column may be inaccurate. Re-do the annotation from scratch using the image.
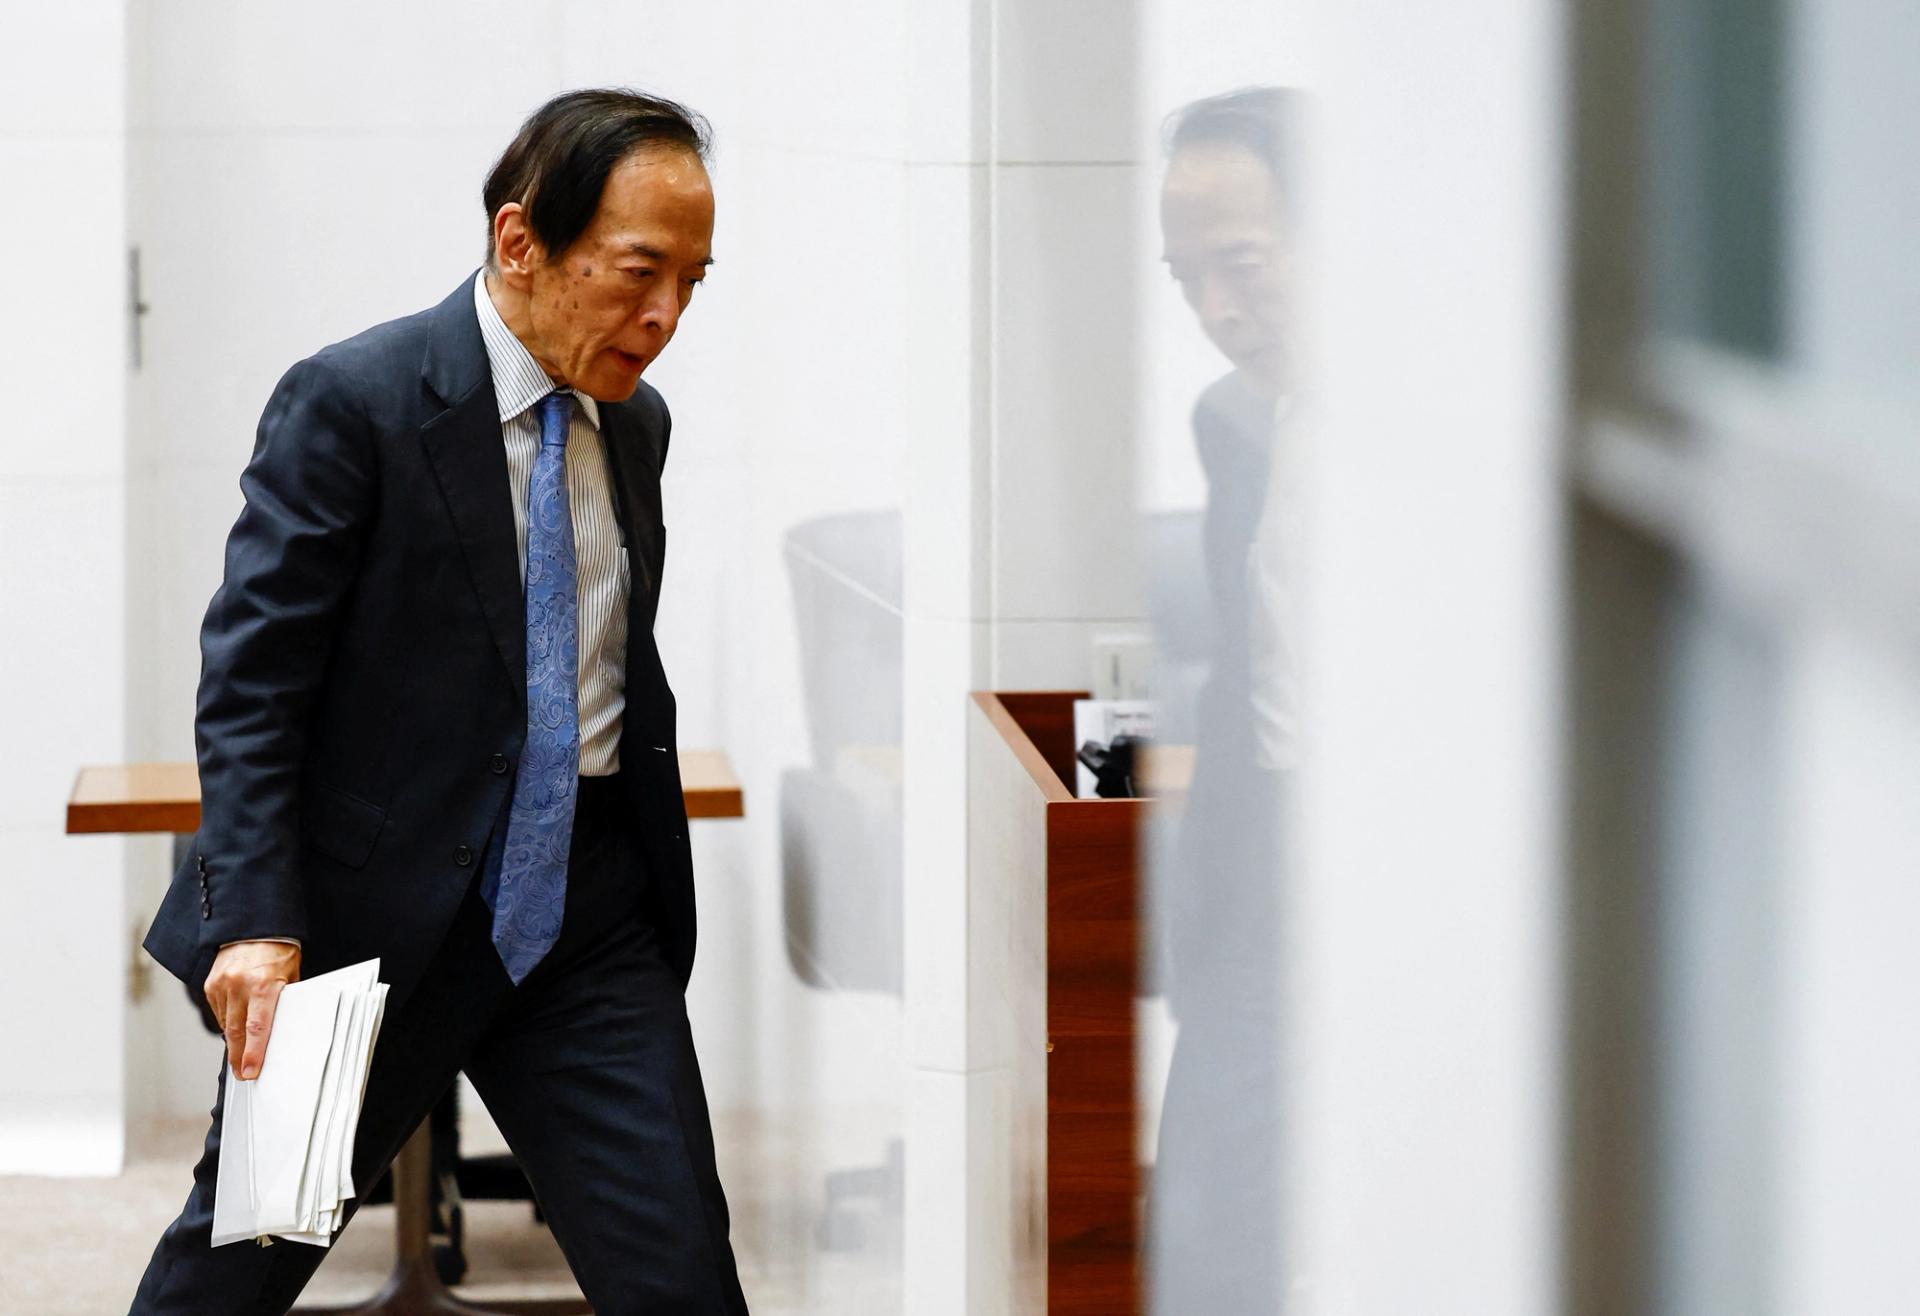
[1287,0,1565,1308]
[902,1,1146,1310]
[901,0,997,1306]
[0,0,131,1176]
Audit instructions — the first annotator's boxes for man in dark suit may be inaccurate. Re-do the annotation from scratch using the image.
[129,89,750,1314]
[1148,87,1294,1314]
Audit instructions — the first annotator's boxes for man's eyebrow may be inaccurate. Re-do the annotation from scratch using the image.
[624,242,716,267]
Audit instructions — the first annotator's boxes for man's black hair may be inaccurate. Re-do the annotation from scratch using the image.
[1165,86,1295,192]
[484,88,712,266]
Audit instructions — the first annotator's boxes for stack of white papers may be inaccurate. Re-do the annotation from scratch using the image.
[211,959,390,1248]
[1072,698,1155,798]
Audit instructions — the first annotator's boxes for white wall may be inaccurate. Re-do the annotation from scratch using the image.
[0,0,131,1177]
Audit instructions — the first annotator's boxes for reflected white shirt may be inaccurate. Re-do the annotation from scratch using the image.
[1247,394,1301,772]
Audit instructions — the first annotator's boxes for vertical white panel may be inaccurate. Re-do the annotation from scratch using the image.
[1288,0,1564,1309]
[0,0,129,1176]
[1775,623,1920,1315]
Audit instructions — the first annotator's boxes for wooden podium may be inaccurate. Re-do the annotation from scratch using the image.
[68,755,744,1316]
[969,692,1150,1315]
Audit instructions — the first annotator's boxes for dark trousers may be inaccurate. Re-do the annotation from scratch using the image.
[129,775,749,1315]
[1148,758,1285,1312]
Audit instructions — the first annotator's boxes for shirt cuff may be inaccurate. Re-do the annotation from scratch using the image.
[219,937,302,949]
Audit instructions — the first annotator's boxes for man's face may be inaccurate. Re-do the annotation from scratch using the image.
[507,146,716,402]
[1159,142,1289,393]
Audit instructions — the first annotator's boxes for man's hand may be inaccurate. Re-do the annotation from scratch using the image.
[204,941,302,1080]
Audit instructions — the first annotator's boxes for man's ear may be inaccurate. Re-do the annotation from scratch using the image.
[492,203,544,291]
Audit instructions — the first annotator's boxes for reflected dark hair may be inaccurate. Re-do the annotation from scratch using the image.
[1165,86,1296,196]
[483,88,712,267]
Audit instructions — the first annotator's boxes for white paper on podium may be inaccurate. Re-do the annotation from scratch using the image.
[211,959,390,1248]
[1071,698,1155,798]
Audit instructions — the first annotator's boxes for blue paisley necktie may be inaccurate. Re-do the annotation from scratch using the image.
[484,389,581,983]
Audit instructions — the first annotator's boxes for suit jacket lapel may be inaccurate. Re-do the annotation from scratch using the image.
[418,277,527,708]
[412,275,671,725]
[598,405,659,603]
[598,401,669,728]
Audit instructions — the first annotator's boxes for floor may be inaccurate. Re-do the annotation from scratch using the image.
[0,1104,903,1315]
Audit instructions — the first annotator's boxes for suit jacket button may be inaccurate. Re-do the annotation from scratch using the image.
[453,844,474,867]
[489,753,509,775]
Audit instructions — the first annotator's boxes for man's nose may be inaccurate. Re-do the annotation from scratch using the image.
[1194,275,1242,335]
[638,286,679,338]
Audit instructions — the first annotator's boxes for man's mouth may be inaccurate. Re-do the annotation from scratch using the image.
[612,349,647,372]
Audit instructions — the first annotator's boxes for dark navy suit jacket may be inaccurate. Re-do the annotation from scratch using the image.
[144,275,696,1009]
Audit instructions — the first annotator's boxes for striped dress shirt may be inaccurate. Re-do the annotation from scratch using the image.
[221,279,635,949]
[473,271,629,777]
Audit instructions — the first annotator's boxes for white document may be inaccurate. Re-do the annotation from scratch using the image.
[1072,698,1155,798]
[211,959,390,1248]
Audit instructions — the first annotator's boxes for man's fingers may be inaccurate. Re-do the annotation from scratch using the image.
[203,942,301,1080]
[240,979,285,1081]
[222,989,249,1076]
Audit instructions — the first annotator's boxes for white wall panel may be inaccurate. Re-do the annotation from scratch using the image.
[0,3,128,1176]
[994,0,1144,164]
[988,165,1143,624]
[134,0,558,134]
[1286,0,1564,1309]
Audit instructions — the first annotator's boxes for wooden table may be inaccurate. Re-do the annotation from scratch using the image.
[67,754,746,832]
[68,755,745,1316]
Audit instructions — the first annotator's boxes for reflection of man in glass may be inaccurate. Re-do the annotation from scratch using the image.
[1150,86,1295,1313]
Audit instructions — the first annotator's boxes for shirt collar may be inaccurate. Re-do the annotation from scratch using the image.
[471,270,601,430]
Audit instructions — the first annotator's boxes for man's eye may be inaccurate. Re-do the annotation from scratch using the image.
[628,268,655,281]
